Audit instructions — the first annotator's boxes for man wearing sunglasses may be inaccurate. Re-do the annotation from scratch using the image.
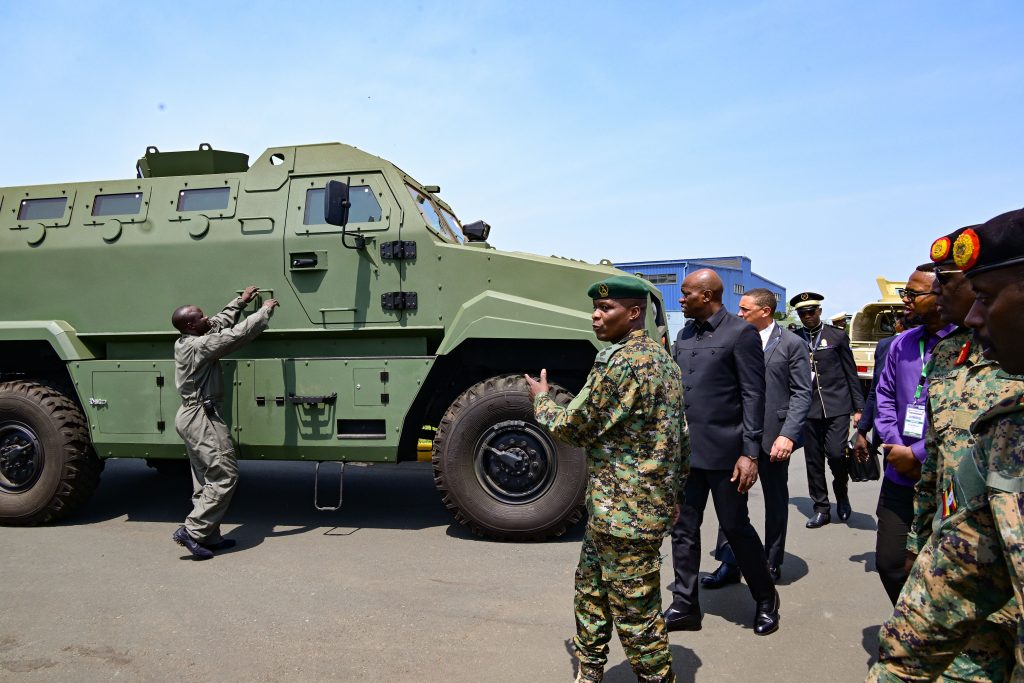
[872,267,956,604]
[790,292,864,529]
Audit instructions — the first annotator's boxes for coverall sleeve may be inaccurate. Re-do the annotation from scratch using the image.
[206,296,248,333]
[192,307,272,365]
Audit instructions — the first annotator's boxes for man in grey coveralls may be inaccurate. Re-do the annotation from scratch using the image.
[170,286,278,559]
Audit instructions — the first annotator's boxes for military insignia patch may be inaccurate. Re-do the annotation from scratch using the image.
[941,478,958,518]
[598,283,609,297]
[930,236,952,263]
[953,228,980,270]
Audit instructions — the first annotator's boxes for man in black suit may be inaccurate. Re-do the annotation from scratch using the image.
[665,270,780,636]
[791,292,864,528]
[702,288,812,587]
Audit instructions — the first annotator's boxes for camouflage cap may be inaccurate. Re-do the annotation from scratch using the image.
[587,275,650,300]
[930,225,976,269]
[958,209,1024,276]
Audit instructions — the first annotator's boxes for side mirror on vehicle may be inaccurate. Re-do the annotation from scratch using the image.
[324,180,350,227]
[463,220,491,242]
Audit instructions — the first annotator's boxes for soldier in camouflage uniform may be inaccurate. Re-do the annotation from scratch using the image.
[170,286,278,559]
[526,275,688,683]
[902,227,1017,681]
[867,211,1024,681]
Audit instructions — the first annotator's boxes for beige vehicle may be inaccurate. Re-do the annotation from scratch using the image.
[849,277,907,391]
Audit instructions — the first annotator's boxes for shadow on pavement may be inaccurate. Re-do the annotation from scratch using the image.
[565,639,702,683]
[62,459,456,539]
[862,624,881,666]
[850,551,878,573]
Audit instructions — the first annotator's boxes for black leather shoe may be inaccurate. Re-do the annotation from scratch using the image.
[200,538,237,551]
[769,566,781,582]
[664,606,703,632]
[701,561,741,589]
[753,590,781,635]
[837,497,852,521]
[806,511,831,528]
[173,526,213,559]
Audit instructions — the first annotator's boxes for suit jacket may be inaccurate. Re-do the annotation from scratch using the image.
[762,324,813,453]
[674,307,765,468]
[797,324,864,420]
[856,334,896,434]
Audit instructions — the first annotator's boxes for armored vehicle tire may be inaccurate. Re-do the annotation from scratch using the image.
[432,375,586,541]
[0,381,101,525]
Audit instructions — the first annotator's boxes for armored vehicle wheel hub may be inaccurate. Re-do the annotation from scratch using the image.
[475,420,557,504]
[0,423,44,492]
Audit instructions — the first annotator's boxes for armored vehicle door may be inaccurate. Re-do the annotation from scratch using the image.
[283,174,402,326]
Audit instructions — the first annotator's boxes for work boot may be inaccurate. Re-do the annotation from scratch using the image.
[200,538,237,551]
[173,526,213,559]
[575,662,603,682]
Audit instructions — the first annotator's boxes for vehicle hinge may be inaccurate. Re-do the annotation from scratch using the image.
[156,376,164,387]
[157,420,165,431]
[381,393,389,405]
[381,292,418,311]
[380,240,417,260]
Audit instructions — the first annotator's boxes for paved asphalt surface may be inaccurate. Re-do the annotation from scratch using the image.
[0,448,892,682]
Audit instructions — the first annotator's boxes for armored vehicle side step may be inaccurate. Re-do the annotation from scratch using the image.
[314,461,344,511]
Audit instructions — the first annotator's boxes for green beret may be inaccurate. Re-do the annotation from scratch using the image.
[587,275,651,300]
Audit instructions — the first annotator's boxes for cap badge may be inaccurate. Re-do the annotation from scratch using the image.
[953,228,980,270]
[930,236,952,263]
[800,293,809,301]
[598,283,609,297]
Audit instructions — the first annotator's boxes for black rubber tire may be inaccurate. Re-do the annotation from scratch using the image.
[145,458,192,476]
[432,374,586,541]
[0,381,101,525]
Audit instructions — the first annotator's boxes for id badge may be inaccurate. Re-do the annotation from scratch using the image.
[903,405,926,438]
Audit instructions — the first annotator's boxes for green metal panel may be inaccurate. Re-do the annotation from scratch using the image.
[91,371,163,434]
[233,357,432,462]
[0,321,96,360]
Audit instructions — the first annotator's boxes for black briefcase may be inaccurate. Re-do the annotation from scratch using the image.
[846,429,881,482]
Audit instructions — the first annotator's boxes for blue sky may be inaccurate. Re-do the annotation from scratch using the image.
[2,1,1022,316]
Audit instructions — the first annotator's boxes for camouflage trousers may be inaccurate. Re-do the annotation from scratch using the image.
[574,527,674,683]
[866,499,1022,682]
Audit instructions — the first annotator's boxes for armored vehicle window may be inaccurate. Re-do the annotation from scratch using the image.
[440,207,465,244]
[303,186,381,225]
[92,192,143,216]
[176,187,230,212]
[406,184,459,242]
[18,197,67,221]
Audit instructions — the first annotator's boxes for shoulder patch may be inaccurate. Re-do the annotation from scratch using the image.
[595,342,624,364]
[972,391,1024,432]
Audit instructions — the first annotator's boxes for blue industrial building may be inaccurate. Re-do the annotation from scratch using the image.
[614,256,787,340]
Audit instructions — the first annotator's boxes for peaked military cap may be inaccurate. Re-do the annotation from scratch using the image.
[957,209,1024,276]
[587,275,650,300]
[789,291,824,310]
[930,225,976,269]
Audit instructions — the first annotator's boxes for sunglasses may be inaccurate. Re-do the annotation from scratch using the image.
[897,288,936,302]
[933,267,961,286]
[796,307,819,315]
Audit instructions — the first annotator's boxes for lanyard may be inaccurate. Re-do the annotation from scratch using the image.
[914,338,928,402]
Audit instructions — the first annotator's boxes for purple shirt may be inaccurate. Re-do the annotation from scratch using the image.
[874,323,957,487]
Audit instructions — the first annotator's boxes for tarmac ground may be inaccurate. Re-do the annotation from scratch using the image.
[0,448,893,681]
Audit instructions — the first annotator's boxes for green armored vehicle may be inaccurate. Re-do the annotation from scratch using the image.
[0,143,668,540]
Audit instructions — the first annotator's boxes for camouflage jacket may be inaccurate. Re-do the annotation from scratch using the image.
[533,329,690,540]
[908,328,1022,552]
[973,390,1024,491]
